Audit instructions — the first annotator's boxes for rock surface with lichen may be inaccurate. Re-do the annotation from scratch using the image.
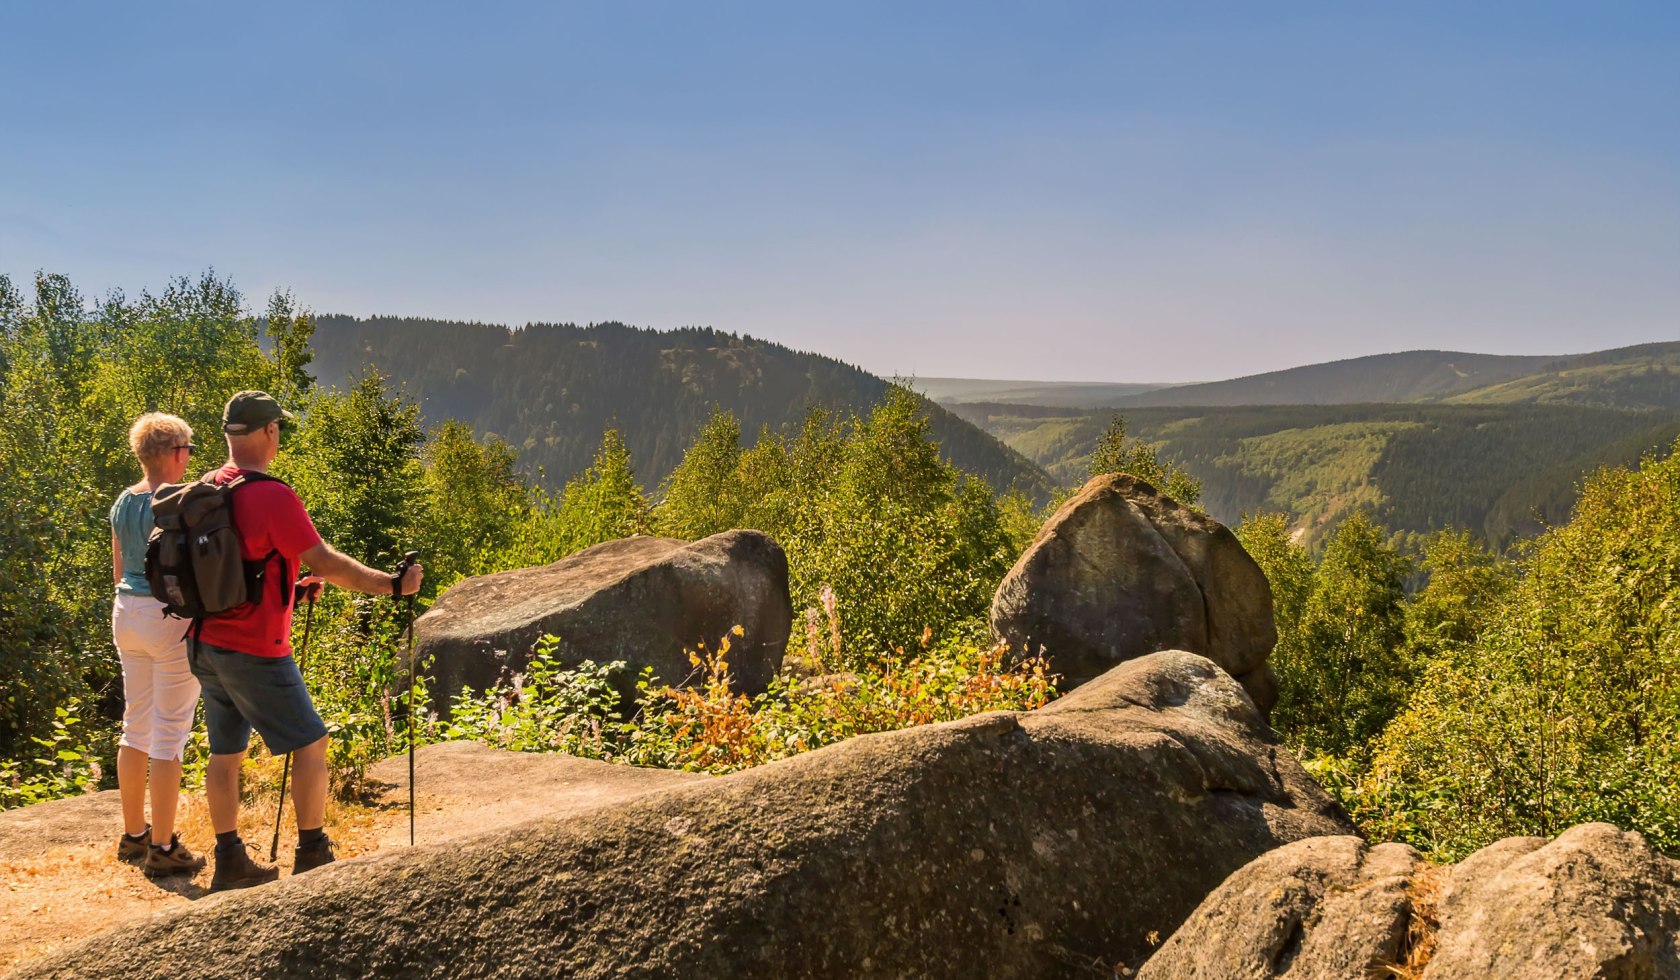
[14,651,1348,979]
[1140,822,1680,979]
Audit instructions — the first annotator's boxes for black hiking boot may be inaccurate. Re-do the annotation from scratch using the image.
[292,835,336,876]
[143,834,207,877]
[118,825,151,862]
[210,842,279,891]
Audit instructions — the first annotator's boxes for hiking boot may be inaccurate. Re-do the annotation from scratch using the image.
[292,835,336,876]
[142,834,206,877]
[118,825,151,862]
[210,843,279,891]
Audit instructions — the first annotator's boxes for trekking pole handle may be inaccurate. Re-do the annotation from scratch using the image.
[392,551,421,598]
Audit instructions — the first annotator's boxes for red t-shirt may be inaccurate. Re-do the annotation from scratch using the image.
[195,463,323,658]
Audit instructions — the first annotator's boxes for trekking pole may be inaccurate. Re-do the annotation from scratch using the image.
[270,585,317,862]
[395,550,421,846]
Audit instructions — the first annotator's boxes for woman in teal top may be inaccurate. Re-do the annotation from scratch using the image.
[110,412,206,877]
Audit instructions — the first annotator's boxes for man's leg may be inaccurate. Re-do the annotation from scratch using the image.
[206,750,245,835]
[290,735,329,832]
[189,639,277,889]
[231,652,332,874]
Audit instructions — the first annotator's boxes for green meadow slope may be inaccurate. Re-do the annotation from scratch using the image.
[950,402,1680,547]
[911,377,1174,407]
[1445,342,1680,409]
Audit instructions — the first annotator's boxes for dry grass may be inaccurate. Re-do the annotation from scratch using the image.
[1382,864,1447,979]
[0,766,401,975]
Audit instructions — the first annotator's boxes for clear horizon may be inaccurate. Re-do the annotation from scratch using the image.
[3,2,1676,384]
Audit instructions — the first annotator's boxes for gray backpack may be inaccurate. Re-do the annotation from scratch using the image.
[144,473,288,621]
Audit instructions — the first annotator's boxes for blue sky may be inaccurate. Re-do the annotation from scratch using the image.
[2,2,1676,382]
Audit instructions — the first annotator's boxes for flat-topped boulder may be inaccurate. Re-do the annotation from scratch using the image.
[17,652,1352,979]
[992,473,1278,713]
[1141,823,1680,979]
[415,530,792,710]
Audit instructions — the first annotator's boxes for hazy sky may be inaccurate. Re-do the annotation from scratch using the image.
[3,2,1676,382]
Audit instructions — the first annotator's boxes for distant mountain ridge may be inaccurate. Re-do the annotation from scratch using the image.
[1108,349,1560,407]
[307,315,1056,501]
[921,341,1680,411]
[940,338,1680,545]
[911,377,1175,408]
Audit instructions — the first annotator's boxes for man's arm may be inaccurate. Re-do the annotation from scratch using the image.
[298,542,422,597]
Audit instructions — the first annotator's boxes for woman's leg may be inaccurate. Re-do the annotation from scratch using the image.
[117,746,150,838]
[147,618,200,846]
[113,598,156,838]
[147,758,184,844]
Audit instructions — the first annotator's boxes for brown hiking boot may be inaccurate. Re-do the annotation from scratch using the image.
[143,834,207,877]
[210,843,280,891]
[118,825,150,862]
[292,835,336,876]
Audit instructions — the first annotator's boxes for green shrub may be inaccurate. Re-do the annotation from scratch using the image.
[443,640,640,758]
[1358,445,1680,859]
[444,619,1060,776]
[0,702,100,810]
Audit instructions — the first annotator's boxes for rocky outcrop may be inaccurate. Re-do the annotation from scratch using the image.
[1139,836,1425,979]
[414,530,792,709]
[1427,823,1680,978]
[18,652,1351,979]
[1141,823,1680,979]
[992,474,1278,712]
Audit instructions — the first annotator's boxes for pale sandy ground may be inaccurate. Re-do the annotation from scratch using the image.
[0,743,699,974]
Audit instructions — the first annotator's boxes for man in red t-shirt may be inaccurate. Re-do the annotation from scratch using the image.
[189,391,422,890]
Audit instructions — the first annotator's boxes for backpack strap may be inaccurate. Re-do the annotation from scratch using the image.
[220,471,296,610]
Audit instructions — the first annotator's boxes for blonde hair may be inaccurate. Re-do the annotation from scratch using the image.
[128,412,193,465]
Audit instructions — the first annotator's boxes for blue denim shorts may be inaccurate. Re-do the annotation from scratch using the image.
[187,638,328,756]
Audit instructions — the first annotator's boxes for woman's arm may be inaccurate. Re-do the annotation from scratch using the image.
[112,531,123,586]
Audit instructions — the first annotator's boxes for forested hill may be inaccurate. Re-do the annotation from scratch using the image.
[1109,350,1556,407]
[307,315,1056,500]
[1103,341,1680,410]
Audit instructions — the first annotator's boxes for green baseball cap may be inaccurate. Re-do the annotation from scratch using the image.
[222,390,295,433]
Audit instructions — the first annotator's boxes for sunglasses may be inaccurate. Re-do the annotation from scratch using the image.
[175,444,196,453]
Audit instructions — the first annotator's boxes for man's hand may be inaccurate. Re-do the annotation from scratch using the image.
[294,576,326,604]
[398,563,424,597]
[300,542,420,599]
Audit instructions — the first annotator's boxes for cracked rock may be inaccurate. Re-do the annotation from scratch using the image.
[1142,822,1680,979]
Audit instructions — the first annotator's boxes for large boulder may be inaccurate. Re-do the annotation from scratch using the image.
[992,473,1278,712]
[1427,823,1680,978]
[415,530,792,709]
[1141,823,1680,979]
[18,652,1352,979]
[1138,836,1425,978]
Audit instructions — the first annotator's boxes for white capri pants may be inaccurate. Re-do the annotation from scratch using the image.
[112,594,200,761]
